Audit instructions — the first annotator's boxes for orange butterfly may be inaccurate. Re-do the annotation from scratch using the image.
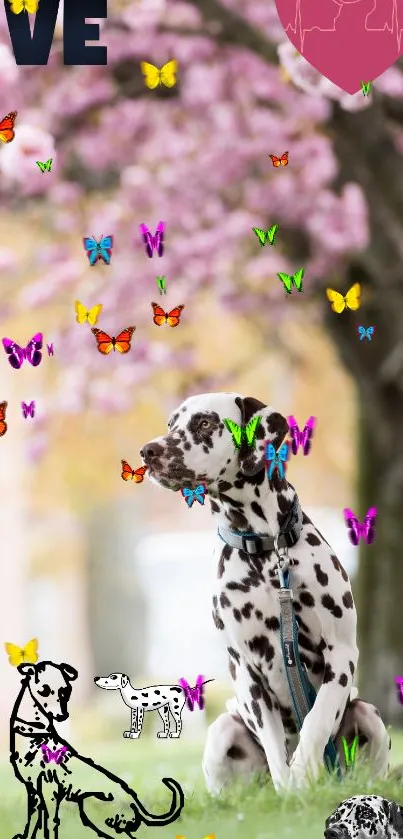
[91,327,136,354]
[121,461,148,482]
[269,151,288,167]
[0,111,17,144]
[151,302,184,327]
[0,401,8,436]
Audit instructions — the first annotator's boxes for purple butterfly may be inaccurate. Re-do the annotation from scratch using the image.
[2,333,43,370]
[395,677,403,704]
[47,343,54,356]
[139,221,164,258]
[178,675,214,711]
[287,415,316,456]
[343,507,378,546]
[21,401,35,419]
[40,744,68,764]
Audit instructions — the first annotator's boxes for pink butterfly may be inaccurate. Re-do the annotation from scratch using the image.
[2,333,43,369]
[287,415,316,456]
[139,221,164,258]
[40,744,68,764]
[21,401,35,419]
[343,507,377,546]
[178,675,214,711]
[47,343,54,356]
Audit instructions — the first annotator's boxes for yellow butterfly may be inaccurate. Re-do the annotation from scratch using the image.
[5,639,39,667]
[176,836,215,839]
[140,60,178,90]
[75,300,103,325]
[326,282,361,314]
[7,0,39,13]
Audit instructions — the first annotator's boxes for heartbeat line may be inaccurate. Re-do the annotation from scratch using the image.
[281,0,403,54]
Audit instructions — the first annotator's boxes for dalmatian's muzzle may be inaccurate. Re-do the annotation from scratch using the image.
[325,796,403,839]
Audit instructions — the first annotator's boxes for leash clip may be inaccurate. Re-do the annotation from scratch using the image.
[274,534,290,590]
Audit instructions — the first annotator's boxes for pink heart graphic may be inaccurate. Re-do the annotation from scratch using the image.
[274,0,403,95]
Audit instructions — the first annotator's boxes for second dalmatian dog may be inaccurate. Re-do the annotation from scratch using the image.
[325,795,403,838]
[94,674,186,739]
[141,392,391,793]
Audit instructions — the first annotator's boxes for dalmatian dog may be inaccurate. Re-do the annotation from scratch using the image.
[141,392,390,794]
[325,795,403,838]
[94,673,187,739]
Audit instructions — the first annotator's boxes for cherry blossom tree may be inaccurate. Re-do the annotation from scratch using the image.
[1,0,403,717]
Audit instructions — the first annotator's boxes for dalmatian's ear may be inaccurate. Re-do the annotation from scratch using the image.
[60,663,78,682]
[17,663,37,678]
[235,396,289,476]
[386,801,403,835]
[121,674,129,688]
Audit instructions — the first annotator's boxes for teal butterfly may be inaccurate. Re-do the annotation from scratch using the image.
[361,81,371,96]
[224,416,261,449]
[252,224,278,247]
[277,267,304,294]
[341,734,359,768]
[156,275,166,294]
[36,158,52,173]
[265,442,289,479]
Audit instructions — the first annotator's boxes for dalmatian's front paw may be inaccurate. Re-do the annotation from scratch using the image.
[169,732,181,738]
[123,730,140,739]
[157,731,169,738]
[288,744,321,790]
[288,760,309,791]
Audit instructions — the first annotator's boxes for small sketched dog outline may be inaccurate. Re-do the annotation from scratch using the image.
[10,660,184,839]
[94,673,211,739]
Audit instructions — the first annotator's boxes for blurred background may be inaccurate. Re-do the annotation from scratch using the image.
[1,0,403,836]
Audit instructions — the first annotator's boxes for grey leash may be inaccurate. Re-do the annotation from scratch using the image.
[275,539,341,776]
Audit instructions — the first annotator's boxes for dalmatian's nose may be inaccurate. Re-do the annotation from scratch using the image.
[325,829,346,839]
[140,444,159,464]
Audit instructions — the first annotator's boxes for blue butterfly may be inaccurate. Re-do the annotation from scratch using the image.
[83,235,114,266]
[358,325,375,342]
[265,442,289,479]
[181,484,207,508]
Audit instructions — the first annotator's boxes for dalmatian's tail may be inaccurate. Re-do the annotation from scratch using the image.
[133,777,185,826]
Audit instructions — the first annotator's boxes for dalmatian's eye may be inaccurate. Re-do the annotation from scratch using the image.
[38,685,51,697]
[200,419,212,429]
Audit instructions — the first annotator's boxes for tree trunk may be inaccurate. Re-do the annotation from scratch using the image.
[323,100,403,720]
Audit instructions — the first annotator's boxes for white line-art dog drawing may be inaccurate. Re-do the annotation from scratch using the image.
[10,661,184,839]
[94,674,213,740]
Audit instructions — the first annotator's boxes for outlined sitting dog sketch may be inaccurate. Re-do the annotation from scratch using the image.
[94,674,213,739]
[10,661,184,839]
[140,392,391,793]
[324,795,403,839]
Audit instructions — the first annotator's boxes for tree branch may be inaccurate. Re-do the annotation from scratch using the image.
[181,0,278,62]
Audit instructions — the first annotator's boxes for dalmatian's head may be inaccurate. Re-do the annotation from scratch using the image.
[18,661,78,722]
[94,673,129,690]
[325,795,403,839]
[140,392,288,492]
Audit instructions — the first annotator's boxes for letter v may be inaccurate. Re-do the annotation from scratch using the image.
[5,0,59,66]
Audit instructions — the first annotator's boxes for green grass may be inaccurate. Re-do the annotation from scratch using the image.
[2,729,403,839]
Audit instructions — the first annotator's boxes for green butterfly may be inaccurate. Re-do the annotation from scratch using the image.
[224,416,261,449]
[36,158,52,173]
[252,224,278,247]
[156,275,166,294]
[277,267,304,294]
[341,734,359,768]
[361,81,371,97]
